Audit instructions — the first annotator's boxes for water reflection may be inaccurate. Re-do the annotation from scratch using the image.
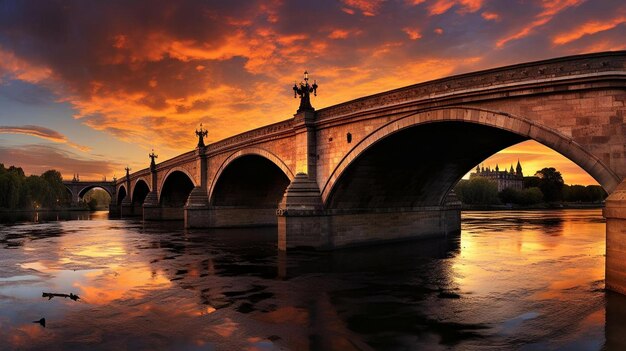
[0,210,109,224]
[0,209,618,350]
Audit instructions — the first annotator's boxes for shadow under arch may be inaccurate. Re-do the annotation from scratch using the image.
[159,170,195,220]
[78,185,113,200]
[158,167,198,197]
[116,184,127,205]
[208,147,295,202]
[208,148,293,227]
[322,107,620,209]
[131,178,150,211]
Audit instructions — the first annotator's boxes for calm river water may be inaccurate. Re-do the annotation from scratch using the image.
[0,209,624,350]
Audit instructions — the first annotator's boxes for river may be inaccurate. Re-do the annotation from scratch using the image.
[0,209,623,350]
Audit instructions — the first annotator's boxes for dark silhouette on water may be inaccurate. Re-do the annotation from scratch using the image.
[32,318,45,327]
[42,292,80,301]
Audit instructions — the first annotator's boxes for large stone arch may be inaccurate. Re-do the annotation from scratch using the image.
[158,167,198,200]
[131,178,151,211]
[132,177,151,195]
[207,148,294,227]
[116,184,127,205]
[322,107,621,207]
[208,147,295,202]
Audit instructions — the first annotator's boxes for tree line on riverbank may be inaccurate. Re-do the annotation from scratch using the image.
[0,164,70,210]
[454,167,607,206]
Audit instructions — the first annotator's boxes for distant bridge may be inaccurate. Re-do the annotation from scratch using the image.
[107,52,626,294]
[63,180,116,205]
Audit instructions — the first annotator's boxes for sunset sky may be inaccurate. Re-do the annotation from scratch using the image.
[0,0,624,184]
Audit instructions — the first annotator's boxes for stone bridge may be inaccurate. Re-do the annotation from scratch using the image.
[64,180,116,205]
[110,51,626,293]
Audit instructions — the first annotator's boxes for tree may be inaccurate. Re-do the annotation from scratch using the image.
[41,170,67,208]
[499,187,543,205]
[83,188,111,209]
[535,167,564,202]
[454,177,499,205]
[563,184,608,202]
[0,165,72,210]
[518,187,543,205]
[87,198,98,211]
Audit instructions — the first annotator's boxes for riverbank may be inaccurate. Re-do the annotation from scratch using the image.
[461,202,604,211]
[0,207,91,213]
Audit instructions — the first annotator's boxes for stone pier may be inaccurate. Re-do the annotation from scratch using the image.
[605,179,626,294]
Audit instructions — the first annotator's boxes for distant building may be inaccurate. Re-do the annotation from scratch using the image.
[470,160,524,191]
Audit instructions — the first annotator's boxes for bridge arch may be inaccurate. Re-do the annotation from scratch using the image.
[208,147,295,203]
[159,169,195,207]
[132,177,151,194]
[158,167,197,198]
[116,184,127,205]
[322,107,620,208]
[78,185,113,199]
[209,148,294,202]
[131,178,150,209]
[208,148,293,226]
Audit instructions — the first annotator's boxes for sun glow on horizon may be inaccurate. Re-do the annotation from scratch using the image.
[464,140,599,186]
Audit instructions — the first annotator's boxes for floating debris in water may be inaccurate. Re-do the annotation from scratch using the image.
[42,292,80,301]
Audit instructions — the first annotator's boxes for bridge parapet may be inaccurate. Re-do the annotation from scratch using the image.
[316,51,626,121]
[205,119,294,154]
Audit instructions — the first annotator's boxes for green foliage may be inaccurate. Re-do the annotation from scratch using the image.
[0,164,71,210]
[87,198,98,211]
[454,177,499,204]
[499,187,544,205]
[83,188,111,209]
[562,184,607,202]
[523,176,541,188]
[534,167,564,202]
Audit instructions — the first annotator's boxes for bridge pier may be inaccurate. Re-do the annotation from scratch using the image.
[277,173,328,250]
[277,173,462,250]
[121,197,133,217]
[142,191,160,220]
[108,203,120,217]
[605,179,626,295]
[184,187,210,228]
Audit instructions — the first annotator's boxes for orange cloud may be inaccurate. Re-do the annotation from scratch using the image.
[341,0,385,16]
[428,0,457,15]
[0,125,90,152]
[0,48,52,83]
[403,27,422,40]
[553,16,626,45]
[481,11,500,21]
[497,0,585,48]
[411,0,483,15]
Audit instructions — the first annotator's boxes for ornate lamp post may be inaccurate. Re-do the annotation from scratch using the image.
[149,149,158,171]
[195,123,208,148]
[125,166,131,179]
[293,71,318,112]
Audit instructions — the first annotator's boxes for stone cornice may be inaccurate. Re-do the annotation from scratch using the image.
[316,51,626,122]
